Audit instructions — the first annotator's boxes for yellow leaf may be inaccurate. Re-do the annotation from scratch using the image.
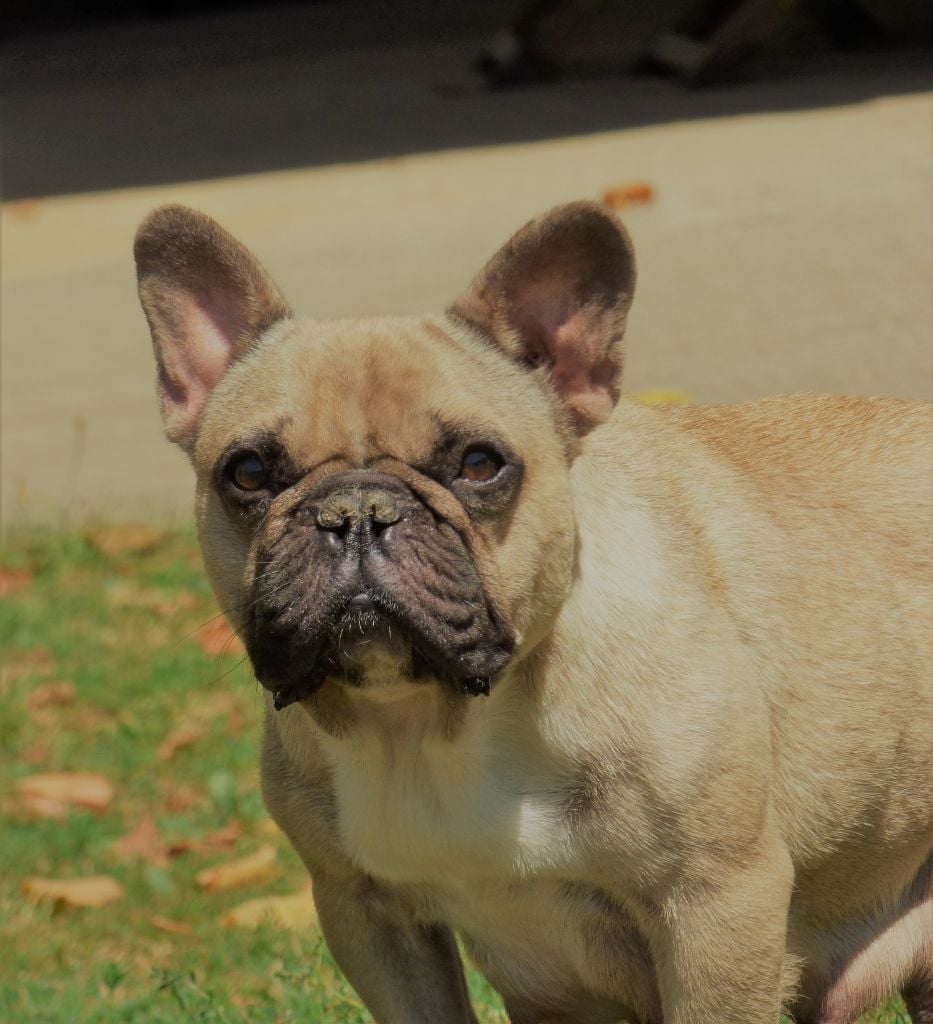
[221,885,316,931]
[196,845,277,892]
[22,875,124,908]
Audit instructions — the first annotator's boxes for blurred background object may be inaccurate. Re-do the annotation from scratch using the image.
[475,0,933,86]
[2,0,931,524]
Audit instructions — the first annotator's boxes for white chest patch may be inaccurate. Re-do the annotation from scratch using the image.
[317,684,576,885]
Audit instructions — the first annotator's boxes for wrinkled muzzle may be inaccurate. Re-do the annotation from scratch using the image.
[245,470,515,707]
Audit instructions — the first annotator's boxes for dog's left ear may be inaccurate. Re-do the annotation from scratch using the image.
[134,205,292,452]
[450,202,636,433]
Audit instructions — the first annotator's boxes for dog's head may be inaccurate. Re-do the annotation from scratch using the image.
[135,203,636,711]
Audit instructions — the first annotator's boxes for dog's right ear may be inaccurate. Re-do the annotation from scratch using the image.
[134,205,292,452]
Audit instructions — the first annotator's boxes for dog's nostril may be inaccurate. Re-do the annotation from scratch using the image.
[368,497,400,528]
[322,528,345,552]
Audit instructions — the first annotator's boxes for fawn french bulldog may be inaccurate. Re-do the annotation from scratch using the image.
[135,202,932,1024]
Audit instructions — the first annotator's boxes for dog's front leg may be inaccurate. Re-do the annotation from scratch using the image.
[650,835,794,1024]
[312,868,478,1024]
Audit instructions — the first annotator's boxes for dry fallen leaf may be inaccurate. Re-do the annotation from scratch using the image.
[113,815,168,866]
[0,567,32,598]
[195,619,245,657]
[8,200,41,222]
[201,820,243,851]
[221,885,316,931]
[601,182,656,210]
[166,819,242,859]
[1,648,55,690]
[16,793,71,819]
[26,681,76,711]
[149,914,193,936]
[18,772,114,816]
[197,845,278,892]
[160,782,205,814]
[86,523,165,558]
[22,875,124,908]
[157,726,205,761]
[18,742,50,766]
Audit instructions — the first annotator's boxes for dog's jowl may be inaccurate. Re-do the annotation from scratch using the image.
[135,203,932,1024]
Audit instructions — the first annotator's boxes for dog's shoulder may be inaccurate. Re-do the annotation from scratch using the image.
[652,394,932,571]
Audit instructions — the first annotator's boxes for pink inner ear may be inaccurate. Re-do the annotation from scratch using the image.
[159,290,242,444]
[514,278,617,426]
[549,312,617,425]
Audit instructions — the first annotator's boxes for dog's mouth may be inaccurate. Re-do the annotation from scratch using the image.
[257,589,504,711]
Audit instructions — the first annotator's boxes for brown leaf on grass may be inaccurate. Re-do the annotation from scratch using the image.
[221,884,316,931]
[26,681,76,711]
[1,647,54,690]
[601,182,656,210]
[149,914,193,936]
[196,845,277,892]
[22,875,124,908]
[195,618,245,657]
[86,523,165,558]
[160,782,205,814]
[18,742,50,766]
[17,772,114,816]
[156,726,205,761]
[166,819,242,859]
[16,793,71,819]
[113,815,168,866]
[201,820,243,850]
[0,567,32,598]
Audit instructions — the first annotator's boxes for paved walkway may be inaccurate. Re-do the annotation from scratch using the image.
[2,15,931,525]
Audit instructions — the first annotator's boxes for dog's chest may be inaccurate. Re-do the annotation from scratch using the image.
[319,696,576,884]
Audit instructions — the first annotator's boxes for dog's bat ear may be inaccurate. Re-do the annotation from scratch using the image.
[449,202,636,433]
[134,206,292,451]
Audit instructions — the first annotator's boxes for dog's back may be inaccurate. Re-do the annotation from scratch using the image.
[666,395,931,574]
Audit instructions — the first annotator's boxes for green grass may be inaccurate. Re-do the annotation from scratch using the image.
[0,527,910,1023]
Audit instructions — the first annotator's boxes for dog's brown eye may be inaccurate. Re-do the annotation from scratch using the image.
[230,454,268,491]
[460,448,503,483]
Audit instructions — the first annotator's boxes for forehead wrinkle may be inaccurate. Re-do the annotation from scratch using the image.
[357,333,442,461]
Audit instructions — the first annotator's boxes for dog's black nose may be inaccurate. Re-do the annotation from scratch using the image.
[348,591,375,610]
[309,472,409,551]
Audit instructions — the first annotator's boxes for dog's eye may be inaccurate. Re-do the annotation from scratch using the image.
[459,448,503,483]
[229,453,268,492]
